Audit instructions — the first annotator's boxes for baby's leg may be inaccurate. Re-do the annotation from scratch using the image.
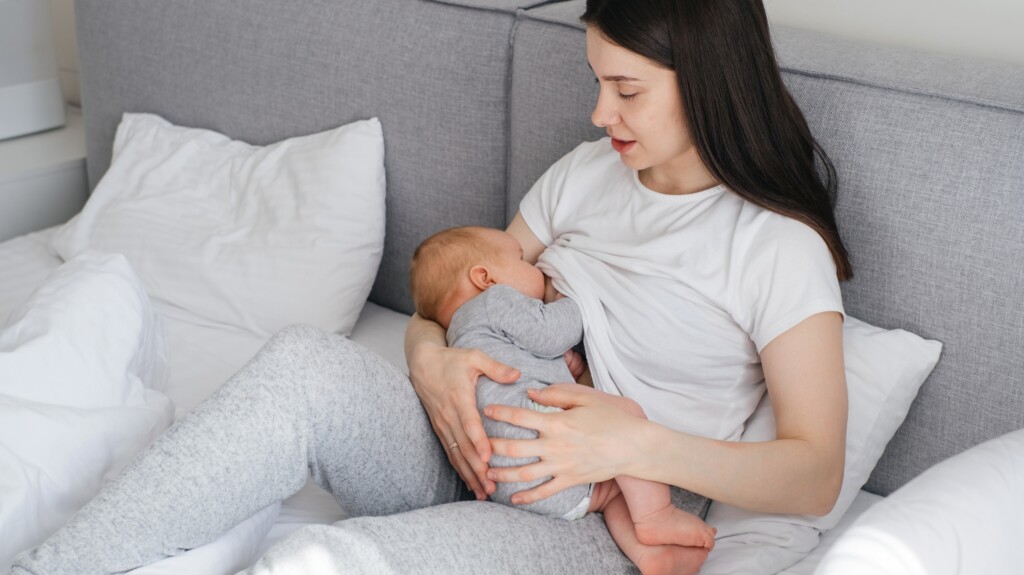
[602,491,710,575]
[617,475,716,549]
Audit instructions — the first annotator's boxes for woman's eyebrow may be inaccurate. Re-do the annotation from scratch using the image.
[587,64,641,82]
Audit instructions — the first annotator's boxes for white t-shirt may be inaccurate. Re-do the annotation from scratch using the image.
[520,139,844,441]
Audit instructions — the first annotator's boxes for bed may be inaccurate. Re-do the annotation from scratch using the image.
[0,227,890,573]
[2,0,1022,573]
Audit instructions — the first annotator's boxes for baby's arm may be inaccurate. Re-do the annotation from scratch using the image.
[486,285,583,359]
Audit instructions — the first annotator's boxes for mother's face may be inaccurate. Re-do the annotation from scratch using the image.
[586,27,701,185]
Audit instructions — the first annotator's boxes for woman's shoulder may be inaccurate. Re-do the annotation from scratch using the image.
[732,197,829,253]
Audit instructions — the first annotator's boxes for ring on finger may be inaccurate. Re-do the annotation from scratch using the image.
[448,441,460,452]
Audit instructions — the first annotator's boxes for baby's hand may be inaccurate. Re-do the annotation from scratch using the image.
[563,349,587,381]
[543,275,564,303]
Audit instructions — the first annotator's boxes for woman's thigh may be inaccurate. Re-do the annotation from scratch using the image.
[294,326,462,515]
[247,501,637,575]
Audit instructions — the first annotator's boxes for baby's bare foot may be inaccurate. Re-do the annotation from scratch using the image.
[633,544,709,575]
[633,505,717,549]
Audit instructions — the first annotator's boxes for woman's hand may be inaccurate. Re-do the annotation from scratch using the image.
[484,383,651,505]
[408,341,520,501]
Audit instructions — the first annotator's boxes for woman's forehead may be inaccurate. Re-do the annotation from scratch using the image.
[585,27,665,79]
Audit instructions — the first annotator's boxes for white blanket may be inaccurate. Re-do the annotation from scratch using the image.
[0,252,174,569]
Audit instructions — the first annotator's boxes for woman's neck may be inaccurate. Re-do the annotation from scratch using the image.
[638,154,719,196]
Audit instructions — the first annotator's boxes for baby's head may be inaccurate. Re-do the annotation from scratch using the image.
[410,226,544,328]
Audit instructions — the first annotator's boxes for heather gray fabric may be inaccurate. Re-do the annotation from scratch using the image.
[246,489,707,574]
[772,27,1024,114]
[510,1,1024,495]
[506,4,604,219]
[74,0,531,315]
[448,285,591,518]
[243,502,635,574]
[11,325,460,574]
[11,324,707,574]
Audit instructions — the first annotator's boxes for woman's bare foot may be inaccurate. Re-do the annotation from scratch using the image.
[633,504,716,549]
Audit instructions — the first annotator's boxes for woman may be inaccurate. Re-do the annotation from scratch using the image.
[414,0,850,517]
[13,0,849,573]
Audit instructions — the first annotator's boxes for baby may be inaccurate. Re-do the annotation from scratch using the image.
[410,226,715,575]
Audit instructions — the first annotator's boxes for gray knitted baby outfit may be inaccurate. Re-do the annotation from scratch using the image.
[447,284,591,519]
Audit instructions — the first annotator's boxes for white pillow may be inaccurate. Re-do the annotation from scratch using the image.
[0,252,175,571]
[701,316,942,575]
[816,427,1024,575]
[51,113,386,338]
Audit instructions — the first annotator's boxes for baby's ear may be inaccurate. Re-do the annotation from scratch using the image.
[468,265,495,291]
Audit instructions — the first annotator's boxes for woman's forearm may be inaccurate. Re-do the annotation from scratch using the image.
[404,312,447,365]
[634,423,843,516]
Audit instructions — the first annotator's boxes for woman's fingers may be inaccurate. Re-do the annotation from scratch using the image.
[489,436,545,460]
[449,429,488,500]
[475,350,521,385]
[511,476,576,506]
[486,460,577,505]
[525,382,593,410]
[453,402,495,496]
[486,459,553,487]
[483,403,547,432]
[430,417,483,500]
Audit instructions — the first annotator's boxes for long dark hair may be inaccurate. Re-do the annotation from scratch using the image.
[582,0,852,280]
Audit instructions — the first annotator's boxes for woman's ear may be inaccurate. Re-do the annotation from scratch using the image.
[468,265,495,291]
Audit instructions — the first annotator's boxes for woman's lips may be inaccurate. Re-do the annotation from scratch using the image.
[611,137,636,154]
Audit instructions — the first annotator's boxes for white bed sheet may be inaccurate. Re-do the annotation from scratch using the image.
[0,228,883,574]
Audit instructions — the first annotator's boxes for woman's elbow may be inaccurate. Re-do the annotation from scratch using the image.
[805,455,845,517]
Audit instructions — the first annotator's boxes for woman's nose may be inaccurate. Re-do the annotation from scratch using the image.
[591,91,618,128]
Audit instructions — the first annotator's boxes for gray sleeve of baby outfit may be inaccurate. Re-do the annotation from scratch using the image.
[484,285,583,359]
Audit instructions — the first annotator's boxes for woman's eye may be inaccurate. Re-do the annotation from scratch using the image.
[619,93,638,101]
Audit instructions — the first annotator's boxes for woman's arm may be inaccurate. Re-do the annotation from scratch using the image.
[405,313,520,500]
[485,311,847,516]
[402,211,548,500]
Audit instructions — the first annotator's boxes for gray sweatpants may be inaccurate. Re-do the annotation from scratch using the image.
[11,325,707,575]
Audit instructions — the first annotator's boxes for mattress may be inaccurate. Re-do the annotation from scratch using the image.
[0,227,882,573]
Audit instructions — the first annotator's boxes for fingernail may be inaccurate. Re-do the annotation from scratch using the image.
[487,471,496,480]
[483,407,493,417]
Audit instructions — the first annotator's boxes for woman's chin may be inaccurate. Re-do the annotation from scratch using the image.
[617,154,647,171]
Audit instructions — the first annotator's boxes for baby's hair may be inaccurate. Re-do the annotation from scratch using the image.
[410,226,503,323]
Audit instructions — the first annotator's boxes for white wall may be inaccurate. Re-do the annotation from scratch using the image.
[764,0,1024,66]
[46,0,1024,108]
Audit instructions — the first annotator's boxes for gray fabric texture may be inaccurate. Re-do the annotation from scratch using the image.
[783,74,1024,494]
[11,324,709,574]
[772,25,1024,114]
[448,285,591,518]
[74,0,520,315]
[245,489,707,575]
[429,0,559,12]
[11,325,460,574]
[511,1,1024,495]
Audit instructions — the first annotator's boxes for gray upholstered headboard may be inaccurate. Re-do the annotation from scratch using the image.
[76,0,1024,496]
[76,0,550,315]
